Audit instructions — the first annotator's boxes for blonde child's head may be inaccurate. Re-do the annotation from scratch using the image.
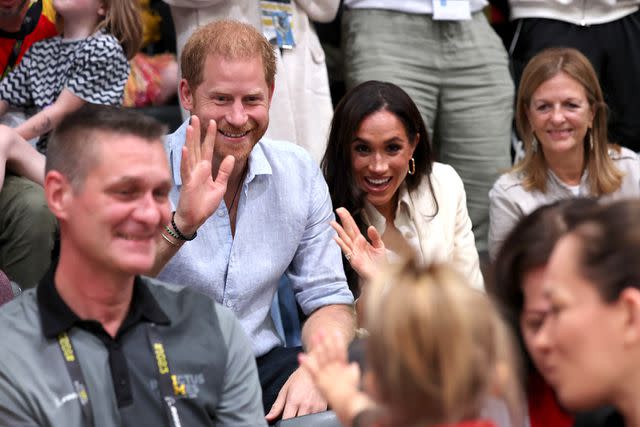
[364,261,523,426]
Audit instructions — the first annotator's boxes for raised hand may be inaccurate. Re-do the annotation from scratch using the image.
[298,331,372,427]
[331,207,386,281]
[174,115,235,234]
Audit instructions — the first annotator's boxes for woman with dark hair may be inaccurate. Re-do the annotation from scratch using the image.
[536,199,640,427]
[489,198,597,427]
[488,47,640,259]
[322,80,483,295]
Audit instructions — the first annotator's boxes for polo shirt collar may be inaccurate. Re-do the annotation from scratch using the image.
[38,265,170,339]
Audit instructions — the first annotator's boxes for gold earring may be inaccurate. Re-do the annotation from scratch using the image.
[589,129,594,151]
[531,136,538,153]
[408,158,416,175]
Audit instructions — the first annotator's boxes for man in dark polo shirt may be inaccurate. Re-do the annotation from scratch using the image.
[0,105,266,426]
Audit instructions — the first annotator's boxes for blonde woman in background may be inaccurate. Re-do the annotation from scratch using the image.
[488,47,640,258]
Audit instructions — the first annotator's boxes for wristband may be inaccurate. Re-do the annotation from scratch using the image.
[170,211,197,241]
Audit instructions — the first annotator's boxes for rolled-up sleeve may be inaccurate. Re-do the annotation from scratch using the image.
[287,166,354,315]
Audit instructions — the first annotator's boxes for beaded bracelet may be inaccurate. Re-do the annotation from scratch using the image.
[170,211,197,241]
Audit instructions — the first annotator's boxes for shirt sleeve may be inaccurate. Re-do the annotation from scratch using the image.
[287,165,354,315]
[0,49,34,109]
[214,304,268,427]
[66,34,130,105]
[488,178,524,260]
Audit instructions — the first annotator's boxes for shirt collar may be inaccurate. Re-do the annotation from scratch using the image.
[38,264,170,339]
[165,119,273,187]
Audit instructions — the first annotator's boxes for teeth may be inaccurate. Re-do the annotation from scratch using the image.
[220,130,249,138]
[366,177,391,185]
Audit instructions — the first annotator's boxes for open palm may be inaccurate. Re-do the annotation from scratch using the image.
[331,207,386,281]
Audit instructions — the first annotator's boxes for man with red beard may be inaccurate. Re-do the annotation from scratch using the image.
[151,20,355,423]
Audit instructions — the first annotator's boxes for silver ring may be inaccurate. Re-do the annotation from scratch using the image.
[345,252,352,261]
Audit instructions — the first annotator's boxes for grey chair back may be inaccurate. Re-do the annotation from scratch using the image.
[274,411,341,427]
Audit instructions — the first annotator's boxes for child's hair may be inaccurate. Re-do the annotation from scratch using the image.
[364,260,523,427]
[56,0,143,60]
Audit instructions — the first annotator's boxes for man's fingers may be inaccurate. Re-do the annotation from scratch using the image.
[203,119,216,163]
[185,125,195,172]
[295,400,327,418]
[190,115,202,161]
[282,399,300,420]
[180,146,189,183]
[215,155,235,187]
[265,382,288,421]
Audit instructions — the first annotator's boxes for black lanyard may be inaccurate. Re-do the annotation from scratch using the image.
[147,323,184,427]
[57,325,183,427]
[57,332,94,427]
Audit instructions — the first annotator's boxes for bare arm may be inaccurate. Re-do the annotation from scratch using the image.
[15,89,85,141]
[302,304,355,352]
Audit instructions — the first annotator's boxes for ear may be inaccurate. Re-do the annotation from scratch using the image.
[619,288,640,345]
[44,171,74,221]
[97,1,106,17]
[179,79,195,112]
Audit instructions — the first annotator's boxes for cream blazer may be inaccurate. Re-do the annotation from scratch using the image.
[404,162,484,289]
[164,0,337,164]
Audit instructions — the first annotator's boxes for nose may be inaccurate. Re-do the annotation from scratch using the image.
[550,105,565,125]
[368,153,388,175]
[531,316,553,356]
[133,192,165,226]
[225,99,248,128]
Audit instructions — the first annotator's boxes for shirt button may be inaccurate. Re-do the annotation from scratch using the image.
[225,300,233,308]
[217,210,226,217]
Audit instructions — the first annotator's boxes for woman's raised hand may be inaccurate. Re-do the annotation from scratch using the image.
[331,207,386,281]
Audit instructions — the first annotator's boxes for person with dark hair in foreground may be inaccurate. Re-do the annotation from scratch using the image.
[535,199,640,427]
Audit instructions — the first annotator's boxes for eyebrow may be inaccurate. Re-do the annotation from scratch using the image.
[351,136,404,144]
[106,176,172,189]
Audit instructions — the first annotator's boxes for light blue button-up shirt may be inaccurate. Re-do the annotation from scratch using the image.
[159,121,354,357]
